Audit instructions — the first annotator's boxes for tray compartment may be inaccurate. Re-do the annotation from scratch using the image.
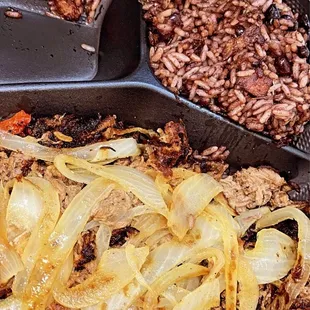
[0,0,142,83]
[0,82,307,178]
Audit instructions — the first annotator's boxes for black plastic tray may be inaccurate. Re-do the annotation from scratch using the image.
[0,0,112,83]
[0,0,309,200]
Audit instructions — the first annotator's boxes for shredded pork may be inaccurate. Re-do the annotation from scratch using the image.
[0,114,308,309]
[221,166,292,214]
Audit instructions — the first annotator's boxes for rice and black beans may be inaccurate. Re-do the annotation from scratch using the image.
[141,0,310,142]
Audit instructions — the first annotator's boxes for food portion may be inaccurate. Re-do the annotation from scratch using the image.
[0,111,309,309]
[47,0,102,23]
[141,0,310,142]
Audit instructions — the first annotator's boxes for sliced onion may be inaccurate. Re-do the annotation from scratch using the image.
[0,130,140,162]
[205,203,239,310]
[186,248,225,274]
[0,185,23,284]
[6,178,43,243]
[84,220,101,232]
[105,216,221,310]
[59,251,74,285]
[87,138,140,162]
[22,178,115,309]
[171,168,197,181]
[256,207,310,309]
[0,296,22,309]
[243,228,296,284]
[185,213,222,249]
[235,207,270,236]
[59,165,99,184]
[237,257,259,310]
[143,263,209,309]
[155,173,173,206]
[168,174,223,240]
[121,205,156,224]
[214,193,238,216]
[158,285,190,308]
[54,155,168,217]
[173,278,220,310]
[0,244,23,285]
[108,127,157,138]
[96,224,111,260]
[154,168,197,206]
[105,242,192,310]
[178,247,224,310]
[126,244,152,292]
[130,214,167,247]
[177,277,200,292]
[53,246,149,308]
[144,229,172,250]
[12,177,61,300]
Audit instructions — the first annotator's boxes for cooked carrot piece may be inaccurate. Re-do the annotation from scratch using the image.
[0,110,31,134]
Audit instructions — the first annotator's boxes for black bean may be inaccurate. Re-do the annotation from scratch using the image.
[298,13,310,31]
[264,4,280,25]
[281,14,293,20]
[275,56,292,76]
[281,14,298,31]
[297,45,310,58]
[252,60,261,67]
[235,24,245,36]
[169,13,182,26]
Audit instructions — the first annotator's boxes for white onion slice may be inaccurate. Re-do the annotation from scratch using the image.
[130,214,167,247]
[143,263,209,309]
[105,214,223,310]
[0,185,23,285]
[173,278,220,310]
[21,178,115,308]
[0,130,140,162]
[0,296,22,309]
[243,228,296,284]
[256,207,310,309]
[96,224,111,261]
[168,174,223,240]
[54,155,168,217]
[12,177,61,300]
[235,207,271,236]
[6,179,43,243]
[237,257,259,310]
[158,285,190,308]
[205,203,239,310]
[53,246,149,308]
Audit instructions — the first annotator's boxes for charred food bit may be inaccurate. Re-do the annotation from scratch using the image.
[48,0,82,21]
[145,121,192,176]
[109,226,139,248]
[47,0,102,23]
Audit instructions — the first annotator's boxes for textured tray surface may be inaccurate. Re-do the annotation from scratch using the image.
[0,0,111,84]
